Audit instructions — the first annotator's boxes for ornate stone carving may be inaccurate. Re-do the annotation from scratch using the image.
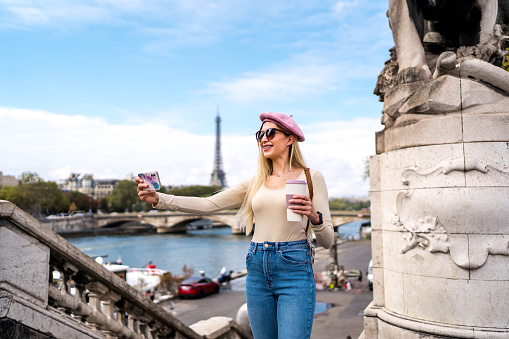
[395,191,509,270]
[375,0,509,124]
[395,157,509,270]
[396,213,449,254]
[381,70,509,128]
[401,155,509,186]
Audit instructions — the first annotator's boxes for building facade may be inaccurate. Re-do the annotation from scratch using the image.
[0,171,18,187]
[59,173,120,200]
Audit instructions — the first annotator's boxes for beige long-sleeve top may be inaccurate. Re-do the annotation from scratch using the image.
[154,169,334,249]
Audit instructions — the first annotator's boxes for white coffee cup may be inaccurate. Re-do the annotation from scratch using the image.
[285,180,307,222]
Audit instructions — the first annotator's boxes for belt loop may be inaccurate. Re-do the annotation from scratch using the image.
[274,242,279,251]
[252,243,257,255]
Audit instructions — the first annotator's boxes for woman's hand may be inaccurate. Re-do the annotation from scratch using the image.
[135,177,160,205]
[288,195,320,224]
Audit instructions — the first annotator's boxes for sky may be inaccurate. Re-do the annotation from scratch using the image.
[0,0,393,198]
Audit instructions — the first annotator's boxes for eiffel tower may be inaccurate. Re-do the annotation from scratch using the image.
[210,110,227,188]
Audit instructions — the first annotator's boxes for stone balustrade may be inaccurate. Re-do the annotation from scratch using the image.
[0,200,252,339]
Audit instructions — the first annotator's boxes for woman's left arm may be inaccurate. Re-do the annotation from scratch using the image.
[288,170,334,248]
[308,171,334,248]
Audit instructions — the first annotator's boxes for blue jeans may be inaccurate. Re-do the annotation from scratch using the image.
[245,240,316,339]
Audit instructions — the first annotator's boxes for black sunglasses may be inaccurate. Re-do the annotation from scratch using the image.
[255,128,289,142]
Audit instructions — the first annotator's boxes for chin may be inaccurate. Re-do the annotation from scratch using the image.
[262,151,273,158]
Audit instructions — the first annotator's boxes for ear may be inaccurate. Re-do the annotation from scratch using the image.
[287,135,295,145]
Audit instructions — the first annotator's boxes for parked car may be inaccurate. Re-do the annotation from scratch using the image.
[367,259,373,291]
[178,277,219,298]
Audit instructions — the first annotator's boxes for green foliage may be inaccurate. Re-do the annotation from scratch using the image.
[0,172,69,216]
[107,180,139,212]
[0,186,14,201]
[363,156,370,181]
[63,191,99,213]
[329,198,370,211]
[166,185,222,197]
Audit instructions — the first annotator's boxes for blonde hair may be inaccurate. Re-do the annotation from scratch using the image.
[238,127,307,235]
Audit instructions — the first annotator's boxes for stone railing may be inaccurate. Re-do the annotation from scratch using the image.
[0,200,252,339]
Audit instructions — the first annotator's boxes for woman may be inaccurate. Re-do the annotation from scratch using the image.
[136,112,334,338]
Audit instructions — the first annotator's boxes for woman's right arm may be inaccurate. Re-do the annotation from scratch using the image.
[136,177,251,214]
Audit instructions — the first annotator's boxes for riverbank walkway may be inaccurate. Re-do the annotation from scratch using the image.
[163,239,373,339]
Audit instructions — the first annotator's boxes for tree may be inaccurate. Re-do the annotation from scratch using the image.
[329,198,370,211]
[69,202,78,212]
[158,265,194,295]
[107,180,139,212]
[363,156,370,181]
[0,186,15,201]
[63,191,99,213]
[3,172,69,216]
[166,185,222,197]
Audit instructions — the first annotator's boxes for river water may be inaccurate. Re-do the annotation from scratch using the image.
[68,221,364,278]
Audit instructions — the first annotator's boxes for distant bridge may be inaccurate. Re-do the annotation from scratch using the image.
[43,211,370,235]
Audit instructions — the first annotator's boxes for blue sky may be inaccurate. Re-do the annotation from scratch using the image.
[0,1,393,198]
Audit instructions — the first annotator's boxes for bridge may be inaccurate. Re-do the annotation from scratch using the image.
[42,211,370,235]
[0,200,252,339]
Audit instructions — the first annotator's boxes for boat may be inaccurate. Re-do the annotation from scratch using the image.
[97,256,167,293]
[126,262,167,293]
[360,221,372,239]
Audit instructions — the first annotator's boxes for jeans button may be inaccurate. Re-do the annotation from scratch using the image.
[264,243,269,248]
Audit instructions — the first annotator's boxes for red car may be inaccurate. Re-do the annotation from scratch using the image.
[178,277,220,298]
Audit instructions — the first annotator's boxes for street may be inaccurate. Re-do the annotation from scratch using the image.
[160,238,373,338]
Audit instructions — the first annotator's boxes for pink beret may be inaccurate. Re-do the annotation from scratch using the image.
[259,112,305,142]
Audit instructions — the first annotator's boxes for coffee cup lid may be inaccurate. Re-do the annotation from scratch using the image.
[285,180,306,184]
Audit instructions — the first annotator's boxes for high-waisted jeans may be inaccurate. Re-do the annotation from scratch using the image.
[245,240,316,339]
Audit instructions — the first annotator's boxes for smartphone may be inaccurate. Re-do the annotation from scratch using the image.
[138,171,162,191]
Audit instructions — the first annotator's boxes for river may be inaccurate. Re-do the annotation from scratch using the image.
[67,221,364,277]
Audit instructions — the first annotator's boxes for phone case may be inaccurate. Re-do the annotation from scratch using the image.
[138,171,161,191]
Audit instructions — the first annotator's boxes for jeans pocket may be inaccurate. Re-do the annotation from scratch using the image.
[279,248,308,265]
[245,249,254,263]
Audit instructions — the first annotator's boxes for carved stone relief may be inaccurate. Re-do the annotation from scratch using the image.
[395,156,509,270]
[401,155,509,186]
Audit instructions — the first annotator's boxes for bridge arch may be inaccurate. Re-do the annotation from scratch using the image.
[142,213,241,233]
[44,211,370,235]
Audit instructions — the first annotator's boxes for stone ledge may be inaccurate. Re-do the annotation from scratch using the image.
[377,307,509,339]
[190,316,253,339]
[0,318,53,339]
[1,291,103,339]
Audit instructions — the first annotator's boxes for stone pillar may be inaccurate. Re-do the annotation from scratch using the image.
[363,75,509,338]
[0,226,50,308]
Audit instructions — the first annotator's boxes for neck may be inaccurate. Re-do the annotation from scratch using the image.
[271,157,292,177]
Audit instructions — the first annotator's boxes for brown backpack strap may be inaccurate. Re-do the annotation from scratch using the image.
[304,168,313,200]
[304,168,313,234]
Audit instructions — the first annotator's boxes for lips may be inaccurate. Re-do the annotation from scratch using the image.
[262,144,273,151]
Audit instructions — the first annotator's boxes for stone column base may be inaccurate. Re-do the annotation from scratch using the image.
[363,304,509,339]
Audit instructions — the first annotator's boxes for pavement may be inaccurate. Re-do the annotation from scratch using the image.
[161,239,373,339]
[311,239,373,339]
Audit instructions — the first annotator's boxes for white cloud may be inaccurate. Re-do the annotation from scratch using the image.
[203,54,343,104]
[331,0,359,16]
[300,118,381,197]
[0,107,380,198]
[1,2,113,29]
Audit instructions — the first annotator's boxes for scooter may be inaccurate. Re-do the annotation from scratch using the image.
[217,267,233,285]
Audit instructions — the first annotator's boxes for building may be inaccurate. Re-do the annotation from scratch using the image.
[59,173,120,200]
[93,179,120,201]
[0,171,18,187]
